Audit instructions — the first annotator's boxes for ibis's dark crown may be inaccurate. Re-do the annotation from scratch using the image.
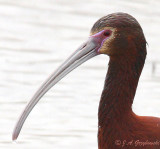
[91,12,142,32]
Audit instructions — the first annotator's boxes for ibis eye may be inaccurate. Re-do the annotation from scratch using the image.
[104,30,111,36]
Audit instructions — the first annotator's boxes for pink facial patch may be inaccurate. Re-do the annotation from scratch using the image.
[89,30,112,53]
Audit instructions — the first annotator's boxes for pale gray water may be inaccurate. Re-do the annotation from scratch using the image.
[0,0,160,148]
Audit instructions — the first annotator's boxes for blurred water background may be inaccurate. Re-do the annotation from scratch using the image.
[0,0,160,148]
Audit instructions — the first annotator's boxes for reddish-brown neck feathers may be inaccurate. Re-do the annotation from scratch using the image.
[95,13,158,149]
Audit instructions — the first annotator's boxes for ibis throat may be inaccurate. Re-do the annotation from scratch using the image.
[97,49,146,148]
[98,51,146,121]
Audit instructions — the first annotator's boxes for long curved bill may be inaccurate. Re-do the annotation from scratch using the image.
[12,36,101,140]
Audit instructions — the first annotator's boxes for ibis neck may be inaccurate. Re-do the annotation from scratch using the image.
[97,51,146,148]
[98,52,145,123]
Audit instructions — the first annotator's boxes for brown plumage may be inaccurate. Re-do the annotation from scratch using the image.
[13,12,160,149]
[91,13,160,149]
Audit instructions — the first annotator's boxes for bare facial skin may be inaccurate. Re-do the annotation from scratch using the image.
[90,27,117,55]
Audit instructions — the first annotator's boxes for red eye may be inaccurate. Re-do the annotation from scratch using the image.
[104,30,111,36]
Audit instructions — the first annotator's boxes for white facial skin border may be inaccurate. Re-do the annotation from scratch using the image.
[89,30,111,53]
